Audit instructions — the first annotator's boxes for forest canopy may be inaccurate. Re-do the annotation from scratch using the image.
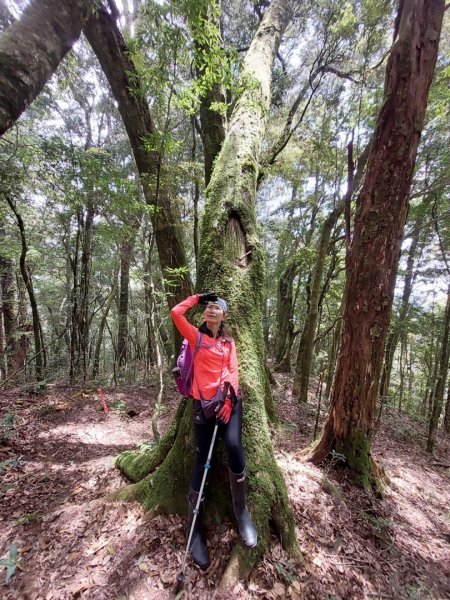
[0,0,450,595]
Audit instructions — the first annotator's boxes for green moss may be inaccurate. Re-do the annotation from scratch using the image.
[111,36,300,568]
[336,429,371,490]
[116,397,187,482]
[335,429,385,495]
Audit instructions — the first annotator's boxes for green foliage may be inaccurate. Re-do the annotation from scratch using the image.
[329,1,358,39]
[15,512,41,526]
[0,412,16,441]
[109,399,128,413]
[0,544,19,584]
[276,558,297,585]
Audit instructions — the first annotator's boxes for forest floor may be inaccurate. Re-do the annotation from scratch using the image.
[0,374,450,600]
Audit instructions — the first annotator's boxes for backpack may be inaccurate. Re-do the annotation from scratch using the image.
[172,331,202,396]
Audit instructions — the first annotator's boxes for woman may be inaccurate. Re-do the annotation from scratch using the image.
[171,292,257,570]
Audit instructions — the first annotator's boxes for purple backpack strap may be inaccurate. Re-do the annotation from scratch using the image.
[194,330,202,355]
[185,330,202,382]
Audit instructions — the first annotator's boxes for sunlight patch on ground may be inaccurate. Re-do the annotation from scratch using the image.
[35,421,144,446]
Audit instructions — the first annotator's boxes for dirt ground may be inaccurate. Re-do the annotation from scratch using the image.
[1,374,449,600]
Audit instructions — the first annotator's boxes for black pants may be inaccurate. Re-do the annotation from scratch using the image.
[190,398,245,492]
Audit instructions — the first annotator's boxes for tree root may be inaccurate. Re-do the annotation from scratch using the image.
[115,397,187,482]
[306,428,389,497]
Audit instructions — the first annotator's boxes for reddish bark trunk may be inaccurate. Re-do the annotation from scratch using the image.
[310,0,445,492]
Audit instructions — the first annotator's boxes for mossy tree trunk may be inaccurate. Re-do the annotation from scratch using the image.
[309,0,444,493]
[116,0,301,583]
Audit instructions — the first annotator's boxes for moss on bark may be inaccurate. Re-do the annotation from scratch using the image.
[116,397,187,482]
[309,0,444,497]
[113,0,300,582]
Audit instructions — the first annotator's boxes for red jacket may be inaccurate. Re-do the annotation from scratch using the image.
[171,294,239,401]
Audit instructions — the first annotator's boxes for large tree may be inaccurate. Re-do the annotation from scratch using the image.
[83,5,193,317]
[116,0,302,586]
[309,0,445,492]
[0,0,93,135]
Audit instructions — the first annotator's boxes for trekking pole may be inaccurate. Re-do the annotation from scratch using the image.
[175,420,219,592]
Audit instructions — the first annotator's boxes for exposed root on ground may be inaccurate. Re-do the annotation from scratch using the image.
[116,398,187,481]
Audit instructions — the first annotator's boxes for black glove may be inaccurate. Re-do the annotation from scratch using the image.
[198,292,218,305]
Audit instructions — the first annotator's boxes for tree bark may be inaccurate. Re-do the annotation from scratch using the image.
[379,209,429,399]
[199,83,227,186]
[69,212,81,383]
[92,283,116,380]
[187,1,227,187]
[309,0,445,493]
[293,140,369,401]
[0,250,17,374]
[443,378,450,434]
[0,302,4,379]
[0,0,93,136]
[83,5,193,322]
[116,0,301,583]
[117,239,134,370]
[274,258,298,372]
[78,198,95,380]
[5,196,44,381]
[293,203,343,401]
[325,310,342,401]
[426,285,450,453]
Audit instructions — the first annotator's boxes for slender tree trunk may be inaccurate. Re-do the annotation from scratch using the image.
[274,259,297,372]
[398,334,406,412]
[78,199,95,380]
[407,343,414,412]
[191,117,200,264]
[0,291,4,378]
[427,339,440,419]
[182,2,228,187]
[293,139,369,402]
[0,251,17,374]
[443,379,450,433]
[15,273,30,373]
[117,239,134,370]
[6,196,44,381]
[379,212,428,398]
[427,285,450,453]
[147,249,164,444]
[69,213,81,383]
[93,284,116,379]
[309,0,444,492]
[0,0,93,136]
[116,0,301,584]
[325,311,342,401]
[293,204,342,401]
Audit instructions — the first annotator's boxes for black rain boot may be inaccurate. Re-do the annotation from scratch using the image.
[186,488,210,570]
[229,469,258,548]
